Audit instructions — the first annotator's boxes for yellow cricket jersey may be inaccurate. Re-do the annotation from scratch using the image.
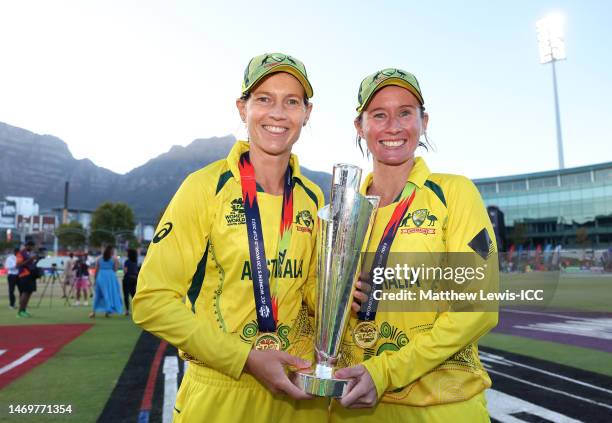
[133,140,324,380]
[339,157,499,407]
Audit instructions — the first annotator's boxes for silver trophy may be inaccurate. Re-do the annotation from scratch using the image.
[292,164,379,397]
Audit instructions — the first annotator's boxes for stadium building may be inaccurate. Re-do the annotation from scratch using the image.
[474,161,612,250]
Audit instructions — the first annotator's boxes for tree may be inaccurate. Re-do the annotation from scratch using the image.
[55,221,86,249]
[90,202,136,247]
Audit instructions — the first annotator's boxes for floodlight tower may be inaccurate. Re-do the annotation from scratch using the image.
[536,13,567,169]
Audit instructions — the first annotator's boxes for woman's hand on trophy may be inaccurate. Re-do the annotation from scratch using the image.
[351,280,371,313]
[334,365,378,408]
[244,350,314,400]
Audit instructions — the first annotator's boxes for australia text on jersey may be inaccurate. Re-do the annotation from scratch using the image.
[240,255,304,280]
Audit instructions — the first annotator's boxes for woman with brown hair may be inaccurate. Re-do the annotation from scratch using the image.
[133,53,327,422]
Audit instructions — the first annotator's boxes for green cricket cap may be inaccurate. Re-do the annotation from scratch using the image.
[242,52,313,98]
[356,68,424,112]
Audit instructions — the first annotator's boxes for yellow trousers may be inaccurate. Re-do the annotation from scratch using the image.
[329,391,490,423]
[173,363,329,423]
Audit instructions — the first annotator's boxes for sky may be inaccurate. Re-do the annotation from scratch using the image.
[1,0,611,180]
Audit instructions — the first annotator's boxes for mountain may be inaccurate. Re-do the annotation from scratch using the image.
[0,122,331,222]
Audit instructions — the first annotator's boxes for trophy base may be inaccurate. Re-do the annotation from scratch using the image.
[291,371,348,397]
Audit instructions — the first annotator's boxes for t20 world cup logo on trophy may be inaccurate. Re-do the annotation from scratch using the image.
[292,164,379,397]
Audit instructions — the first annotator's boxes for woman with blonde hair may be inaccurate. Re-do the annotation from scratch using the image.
[331,68,499,422]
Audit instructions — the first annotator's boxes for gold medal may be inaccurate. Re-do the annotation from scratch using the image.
[353,321,379,349]
[254,333,282,351]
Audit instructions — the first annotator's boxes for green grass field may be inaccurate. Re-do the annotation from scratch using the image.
[479,332,612,376]
[487,272,612,374]
[0,275,140,422]
[500,271,612,311]
[0,272,610,421]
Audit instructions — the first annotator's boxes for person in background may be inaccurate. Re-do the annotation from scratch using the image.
[73,254,90,306]
[4,247,19,309]
[122,248,139,316]
[89,246,123,318]
[86,255,95,298]
[62,252,76,299]
[15,240,38,318]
